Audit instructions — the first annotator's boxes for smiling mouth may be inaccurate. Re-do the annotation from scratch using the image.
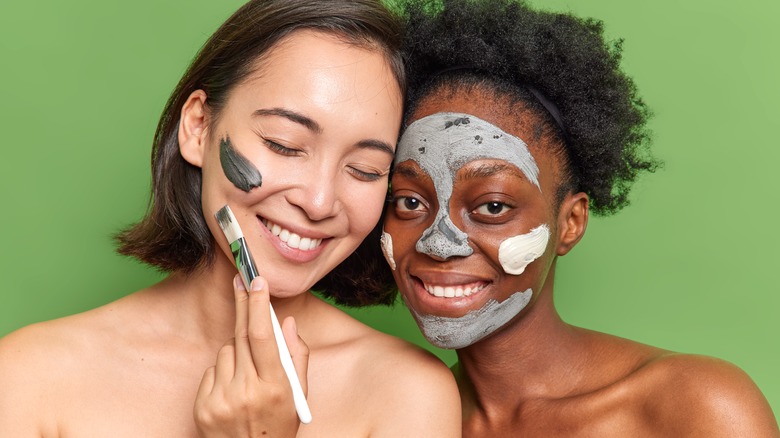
[420,280,488,298]
[261,218,323,251]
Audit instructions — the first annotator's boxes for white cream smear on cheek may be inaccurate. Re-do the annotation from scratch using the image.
[499,224,550,275]
[380,230,396,270]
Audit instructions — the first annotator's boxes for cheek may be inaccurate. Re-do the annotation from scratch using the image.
[380,231,396,270]
[200,157,233,210]
[382,218,420,262]
[219,136,262,192]
[497,224,551,275]
[463,227,506,265]
[203,155,266,206]
[344,182,387,233]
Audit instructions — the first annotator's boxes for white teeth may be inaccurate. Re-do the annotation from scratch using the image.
[263,219,322,251]
[424,283,486,298]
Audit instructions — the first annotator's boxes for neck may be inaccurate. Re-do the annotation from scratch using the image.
[147,251,318,351]
[453,272,591,419]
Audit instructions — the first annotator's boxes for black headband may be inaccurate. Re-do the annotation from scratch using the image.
[430,66,569,142]
[525,85,568,143]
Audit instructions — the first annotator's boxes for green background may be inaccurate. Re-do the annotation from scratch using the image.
[1,0,777,417]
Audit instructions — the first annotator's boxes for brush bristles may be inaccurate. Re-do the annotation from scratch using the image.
[215,205,244,243]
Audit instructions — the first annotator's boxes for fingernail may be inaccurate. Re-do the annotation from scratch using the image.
[234,274,246,291]
[250,277,265,291]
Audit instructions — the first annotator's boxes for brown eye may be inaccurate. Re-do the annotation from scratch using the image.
[474,201,511,216]
[395,196,423,212]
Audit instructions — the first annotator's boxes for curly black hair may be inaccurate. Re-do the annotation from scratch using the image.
[397,0,658,214]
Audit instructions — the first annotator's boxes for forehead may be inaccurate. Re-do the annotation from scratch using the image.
[396,112,540,189]
[232,30,402,112]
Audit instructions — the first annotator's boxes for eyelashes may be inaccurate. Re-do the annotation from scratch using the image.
[348,167,385,182]
[264,138,386,182]
[264,139,299,156]
[392,195,425,212]
[473,201,512,216]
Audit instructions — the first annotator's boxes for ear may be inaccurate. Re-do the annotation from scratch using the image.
[556,192,589,256]
[178,89,209,168]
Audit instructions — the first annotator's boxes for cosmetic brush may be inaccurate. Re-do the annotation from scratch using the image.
[215,204,312,424]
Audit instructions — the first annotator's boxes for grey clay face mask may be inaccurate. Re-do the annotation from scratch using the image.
[220,136,262,192]
[395,112,540,260]
[393,112,545,349]
[410,289,533,349]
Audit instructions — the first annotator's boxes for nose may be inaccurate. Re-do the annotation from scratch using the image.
[416,212,473,260]
[287,169,342,222]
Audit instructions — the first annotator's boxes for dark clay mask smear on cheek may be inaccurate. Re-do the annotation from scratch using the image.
[220,136,262,192]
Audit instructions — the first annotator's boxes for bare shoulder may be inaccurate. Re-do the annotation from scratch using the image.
[0,314,93,384]
[0,290,150,437]
[356,328,462,437]
[636,353,779,436]
[0,313,98,436]
[0,303,123,379]
[323,308,456,388]
[0,298,126,370]
[313,307,461,437]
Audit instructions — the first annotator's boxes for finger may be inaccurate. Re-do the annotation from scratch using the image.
[282,316,310,396]
[196,366,216,399]
[214,338,237,385]
[232,274,255,377]
[246,276,285,381]
[193,366,217,427]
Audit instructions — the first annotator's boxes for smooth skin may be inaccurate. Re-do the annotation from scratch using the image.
[0,31,461,437]
[385,86,779,437]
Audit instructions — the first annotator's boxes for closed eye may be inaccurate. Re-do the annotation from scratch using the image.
[348,166,386,182]
[264,139,300,156]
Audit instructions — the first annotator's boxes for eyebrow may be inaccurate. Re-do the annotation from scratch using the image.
[457,162,526,181]
[357,139,395,157]
[253,107,394,157]
[253,108,322,133]
[393,163,427,179]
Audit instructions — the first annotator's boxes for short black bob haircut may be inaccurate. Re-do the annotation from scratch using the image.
[115,0,404,306]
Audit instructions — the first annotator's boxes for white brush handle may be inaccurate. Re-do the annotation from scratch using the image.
[217,204,311,424]
[269,303,312,424]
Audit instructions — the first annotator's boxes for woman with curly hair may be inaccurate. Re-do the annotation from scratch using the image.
[382,0,779,435]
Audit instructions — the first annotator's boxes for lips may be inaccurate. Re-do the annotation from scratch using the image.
[411,270,491,299]
[260,218,323,251]
[405,273,494,317]
[422,282,487,298]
